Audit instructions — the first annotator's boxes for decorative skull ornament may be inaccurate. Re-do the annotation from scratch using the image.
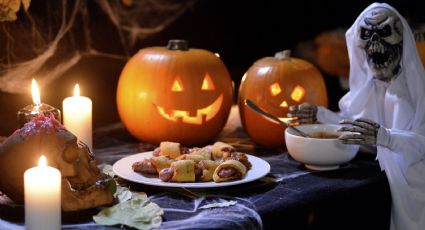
[0,114,115,211]
[358,7,403,81]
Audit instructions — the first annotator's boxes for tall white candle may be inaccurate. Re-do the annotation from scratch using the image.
[63,84,93,151]
[24,155,61,230]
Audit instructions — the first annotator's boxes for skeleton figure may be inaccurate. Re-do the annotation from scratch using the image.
[289,6,404,145]
[288,3,425,230]
[359,7,403,82]
[0,114,115,211]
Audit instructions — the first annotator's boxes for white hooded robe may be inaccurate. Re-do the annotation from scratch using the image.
[315,3,425,230]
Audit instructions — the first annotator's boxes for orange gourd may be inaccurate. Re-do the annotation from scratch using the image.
[238,50,328,148]
[117,40,233,146]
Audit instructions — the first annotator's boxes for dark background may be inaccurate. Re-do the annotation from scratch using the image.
[1,0,424,136]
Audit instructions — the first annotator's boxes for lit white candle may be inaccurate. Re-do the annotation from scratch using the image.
[63,84,93,151]
[24,155,61,230]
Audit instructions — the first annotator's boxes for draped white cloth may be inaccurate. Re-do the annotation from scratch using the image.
[316,3,425,230]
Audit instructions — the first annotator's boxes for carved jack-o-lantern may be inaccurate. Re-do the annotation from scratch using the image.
[117,40,233,146]
[238,50,328,148]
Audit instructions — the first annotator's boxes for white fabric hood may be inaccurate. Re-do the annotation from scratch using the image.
[339,2,425,134]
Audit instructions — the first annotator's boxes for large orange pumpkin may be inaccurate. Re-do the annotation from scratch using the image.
[238,50,328,148]
[117,40,233,146]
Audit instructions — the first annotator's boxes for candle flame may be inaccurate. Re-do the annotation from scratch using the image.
[74,84,80,96]
[32,79,41,105]
[38,155,47,166]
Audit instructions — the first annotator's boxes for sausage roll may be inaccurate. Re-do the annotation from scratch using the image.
[150,155,173,173]
[196,160,220,182]
[224,152,252,170]
[132,159,157,174]
[190,147,212,160]
[170,160,196,182]
[176,154,205,163]
[212,141,235,160]
[159,141,183,159]
[213,160,247,182]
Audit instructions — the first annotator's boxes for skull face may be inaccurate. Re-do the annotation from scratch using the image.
[0,114,115,211]
[358,7,403,81]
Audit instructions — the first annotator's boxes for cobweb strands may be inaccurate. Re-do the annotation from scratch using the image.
[0,0,196,93]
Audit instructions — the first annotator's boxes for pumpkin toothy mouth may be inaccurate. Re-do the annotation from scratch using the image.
[155,94,223,125]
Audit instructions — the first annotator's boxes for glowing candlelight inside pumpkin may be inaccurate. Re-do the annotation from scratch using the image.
[63,83,93,151]
[24,155,61,230]
[17,78,61,127]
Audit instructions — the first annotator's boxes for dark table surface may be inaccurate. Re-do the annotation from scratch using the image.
[0,108,391,230]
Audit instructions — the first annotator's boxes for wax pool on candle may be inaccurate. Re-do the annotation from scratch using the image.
[24,155,61,230]
[63,84,93,151]
[17,78,61,127]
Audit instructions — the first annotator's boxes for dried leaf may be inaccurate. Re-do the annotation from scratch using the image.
[93,195,163,230]
[199,200,237,209]
[115,186,133,203]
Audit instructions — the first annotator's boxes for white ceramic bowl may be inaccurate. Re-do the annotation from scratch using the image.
[285,124,360,171]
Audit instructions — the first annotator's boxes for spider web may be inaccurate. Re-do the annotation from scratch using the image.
[0,0,196,93]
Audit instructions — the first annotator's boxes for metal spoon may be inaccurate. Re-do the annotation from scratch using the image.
[244,99,310,138]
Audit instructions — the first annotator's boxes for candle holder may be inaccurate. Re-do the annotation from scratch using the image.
[17,103,61,128]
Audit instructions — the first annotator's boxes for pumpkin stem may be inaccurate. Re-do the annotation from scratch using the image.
[167,40,189,51]
[275,50,291,60]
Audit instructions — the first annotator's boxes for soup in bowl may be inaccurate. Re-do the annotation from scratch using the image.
[285,124,360,170]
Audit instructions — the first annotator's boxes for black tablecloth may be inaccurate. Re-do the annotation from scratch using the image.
[0,114,391,230]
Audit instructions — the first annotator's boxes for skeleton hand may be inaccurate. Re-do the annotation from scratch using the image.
[287,103,318,125]
[338,118,380,145]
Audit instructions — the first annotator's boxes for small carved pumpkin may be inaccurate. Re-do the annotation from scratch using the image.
[117,40,233,146]
[238,50,328,148]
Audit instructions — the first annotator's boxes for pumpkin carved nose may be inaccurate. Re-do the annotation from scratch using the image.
[172,77,184,92]
[280,101,288,108]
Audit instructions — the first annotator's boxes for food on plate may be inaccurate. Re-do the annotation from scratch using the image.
[223,151,252,170]
[153,141,189,159]
[212,141,235,159]
[150,155,174,173]
[197,160,220,182]
[131,141,251,183]
[213,160,247,182]
[132,159,157,174]
[190,147,212,160]
[170,160,196,182]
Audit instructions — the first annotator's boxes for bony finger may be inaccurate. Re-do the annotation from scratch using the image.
[339,119,355,125]
[288,106,298,111]
[356,118,380,128]
[339,133,363,140]
[338,126,364,133]
[351,120,375,130]
[298,103,312,110]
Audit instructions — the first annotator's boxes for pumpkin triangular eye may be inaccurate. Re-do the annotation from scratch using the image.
[172,76,184,92]
[201,73,215,90]
[269,82,281,96]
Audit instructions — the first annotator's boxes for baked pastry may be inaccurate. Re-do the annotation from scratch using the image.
[196,160,220,182]
[213,160,247,182]
[212,141,235,159]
